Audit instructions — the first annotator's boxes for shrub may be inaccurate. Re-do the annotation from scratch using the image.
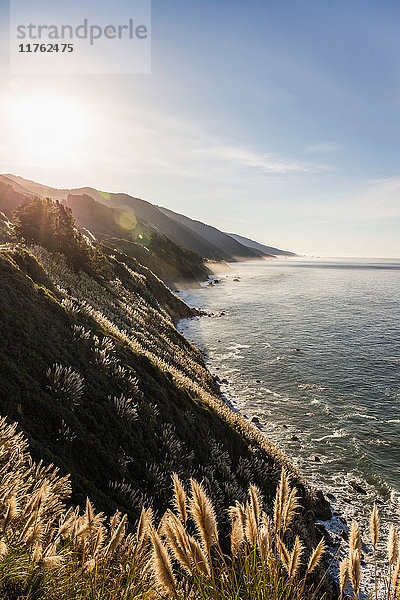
[46,364,84,407]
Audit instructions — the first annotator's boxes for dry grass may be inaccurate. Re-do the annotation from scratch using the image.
[0,417,328,599]
[3,416,400,599]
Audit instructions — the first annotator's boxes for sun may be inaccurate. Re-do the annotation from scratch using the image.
[10,94,87,164]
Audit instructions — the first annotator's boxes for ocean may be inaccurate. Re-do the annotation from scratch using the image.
[178,257,400,524]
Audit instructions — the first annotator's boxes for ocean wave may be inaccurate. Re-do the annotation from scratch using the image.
[344,412,378,420]
[313,430,345,442]
[298,383,327,391]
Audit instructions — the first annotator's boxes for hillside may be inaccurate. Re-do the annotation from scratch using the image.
[1,242,310,520]
[0,196,335,598]
[227,232,297,257]
[158,206,268,259]
[2,174,289,261]
[0,180,210,285]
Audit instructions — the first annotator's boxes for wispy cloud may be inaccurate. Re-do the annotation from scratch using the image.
[92,106,335,181]
[303,143,339,153]
[204,144,333,174]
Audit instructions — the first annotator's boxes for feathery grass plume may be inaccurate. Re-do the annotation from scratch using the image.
[370,504,379,549]
[163,512,193,576]
[287,536,304,579]
[189,479,218,556]
[93,525,105,556]
[41,554,64,569]
[274,468,290,533]
[25,521,43,547]
[278,536,290,572]
[350,548,361,597]
[83,557,96,573]
[339,558,349,599]
[136,507,153,551]
[392,552,400,592]
[32,541,43,562]
[349,520,362,556]
[370,504,379,600]
[229,505,245,556]
[249,483,262,526]
[0,539,7,557]
[388,524,398,565]
[281,487,301,534]
[258,523,272,565]
[150,528,177,596]
[110,510,121,531]
[85,497,94,525]
[172,473,187,524]
[306,538,325,575]
[245,502,258,547]
[0,496,18,532]
[46,363,84,407]
[106,514,127,555]
[235,501,246,537]
[187,535,211,576]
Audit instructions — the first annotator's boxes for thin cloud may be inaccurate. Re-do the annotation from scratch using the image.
[205,144,334,174]
[304,143,339,153]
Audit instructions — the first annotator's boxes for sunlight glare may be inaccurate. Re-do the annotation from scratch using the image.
[10,95,87,164]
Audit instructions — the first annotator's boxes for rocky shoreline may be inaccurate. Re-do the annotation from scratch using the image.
[177,295,393,599]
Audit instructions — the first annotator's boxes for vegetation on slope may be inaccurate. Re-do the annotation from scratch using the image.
[103,235,209,285]
[0,418,397,599]
[0,180,30,219]
[0,182,211,284]
[0,195,336,597]
[0,418,328,600]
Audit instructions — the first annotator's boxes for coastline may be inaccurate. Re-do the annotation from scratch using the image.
[176,273,391,599]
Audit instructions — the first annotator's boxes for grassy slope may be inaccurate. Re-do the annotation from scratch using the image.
[102,237,210,285]
[0,243,332,594]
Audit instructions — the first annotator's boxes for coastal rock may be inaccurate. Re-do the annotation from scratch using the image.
[349,480,367,495]
[251,416,260,424]
[313,455,321,462]
[315,523,335,546]
[291,435,300,441]
[233,278,240,282]
[311,490,332,521]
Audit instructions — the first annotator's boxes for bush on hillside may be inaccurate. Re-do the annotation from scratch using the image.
[13,197,101,273]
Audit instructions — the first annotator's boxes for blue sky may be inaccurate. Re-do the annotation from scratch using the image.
[1,0,400,256]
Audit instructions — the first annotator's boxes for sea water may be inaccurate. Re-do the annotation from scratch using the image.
[178,257,400,523]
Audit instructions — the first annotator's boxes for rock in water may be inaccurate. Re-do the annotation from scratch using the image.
[349,480,367,495]
[312,490,332,521]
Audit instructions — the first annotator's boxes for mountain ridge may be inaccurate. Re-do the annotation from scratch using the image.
[226,231,296,257]
[2,174,295,261]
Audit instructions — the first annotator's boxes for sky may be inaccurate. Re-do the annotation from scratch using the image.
[1,0,400,257]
